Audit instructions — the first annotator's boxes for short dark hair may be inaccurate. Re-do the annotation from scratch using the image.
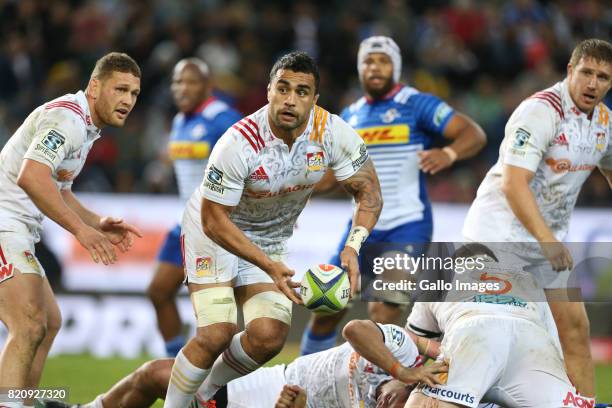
[269,51,320,92]
[569,38,612,67]
[91,52,141,81]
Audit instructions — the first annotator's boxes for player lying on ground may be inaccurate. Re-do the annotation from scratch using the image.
[404,243,595,408]
[46,320,446,408]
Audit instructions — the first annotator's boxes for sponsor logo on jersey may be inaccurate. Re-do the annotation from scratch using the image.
[168,141,211,160]
[306,151,324,171]
[42,130,66,152]
[244,184,315,199]
[562,391,594,408]
[595,132,605,152]
[351,144,369,170]
[512,128,531,149]
[357,125,409,145]
[552,133,569,149]
[422,385,475,405]
[195,256,212,277]
[545,158,595,173]
[0,246,14,284]
[204,164,225,194]
[191,123,207,139]
[248,166,269,181]
[380,108,400,124]
[433,103,453,127]
[389,326,406,347]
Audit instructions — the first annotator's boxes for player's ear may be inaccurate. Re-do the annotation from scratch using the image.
[313,92,319,106]
[266,83,272,102]
[88,78,101,100]
[566,63,573,78]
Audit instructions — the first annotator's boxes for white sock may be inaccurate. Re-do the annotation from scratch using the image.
[196,332,260,400]
[163,349,210,408]
[0,393,23,408]
[81,394,105,408]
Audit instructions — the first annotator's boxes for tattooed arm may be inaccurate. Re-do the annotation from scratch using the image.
[337,159,383,296]
[339,159,383,231]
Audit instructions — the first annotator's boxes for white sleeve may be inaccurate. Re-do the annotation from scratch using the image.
[328,114,368,181]
[201,130,249,206]
[406,302,442,339]
[23,110,84,172]
[377,323,420,367]
[502,100,557,172]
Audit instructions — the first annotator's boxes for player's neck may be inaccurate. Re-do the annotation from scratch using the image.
[268,115,308,150]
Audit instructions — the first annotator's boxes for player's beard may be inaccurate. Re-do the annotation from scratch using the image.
[364,76,395,100]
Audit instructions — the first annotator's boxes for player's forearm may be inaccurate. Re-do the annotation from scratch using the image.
[341,161,382,232]
[343,320,397,373]
[502,177,555,242]
[61,190,102,229]
[201,205,273,271]
[18,173,86,235]
[445,113,486,161]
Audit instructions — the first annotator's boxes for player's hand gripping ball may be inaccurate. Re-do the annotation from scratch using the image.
[300,264,350,314]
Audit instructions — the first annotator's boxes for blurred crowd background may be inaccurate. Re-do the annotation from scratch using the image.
[1,0,611,205]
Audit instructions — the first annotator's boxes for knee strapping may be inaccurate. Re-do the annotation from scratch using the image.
[191,287,237,327]
[242,291,293,326]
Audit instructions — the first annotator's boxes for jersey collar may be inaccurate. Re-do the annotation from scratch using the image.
[191,95,216,116]
[365,83,403,104]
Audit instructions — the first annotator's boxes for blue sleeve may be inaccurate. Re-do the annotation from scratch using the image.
[412,93,455,138]
[210,109,242,145]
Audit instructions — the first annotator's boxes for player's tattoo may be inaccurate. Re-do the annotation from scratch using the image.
[341,160,382,215]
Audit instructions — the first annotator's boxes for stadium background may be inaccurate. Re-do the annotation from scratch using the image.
[0,0,611,404]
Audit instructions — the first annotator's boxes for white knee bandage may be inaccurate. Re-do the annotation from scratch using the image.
[242,291,293,326]
[191,287,237,327]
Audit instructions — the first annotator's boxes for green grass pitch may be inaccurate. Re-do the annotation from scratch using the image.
[41,347,612,406]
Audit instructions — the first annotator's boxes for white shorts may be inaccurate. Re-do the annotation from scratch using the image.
[0,231,45,282]
[181,210,283,286]
[421,315,575,408]
[228,364,286,408]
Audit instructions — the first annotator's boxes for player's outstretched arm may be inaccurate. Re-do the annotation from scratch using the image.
[343,320,447,386]
[502,164,573,271]
[338,159,383,296]
[61,191,143,253]
[17,159,118,265]
[419,112,486,175]
[201,198,302,304]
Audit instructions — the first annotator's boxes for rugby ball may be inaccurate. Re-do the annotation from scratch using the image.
[300,264,350,314]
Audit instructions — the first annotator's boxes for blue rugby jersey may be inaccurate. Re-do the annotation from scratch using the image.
[341,84,455,231]
[168,97,241,202]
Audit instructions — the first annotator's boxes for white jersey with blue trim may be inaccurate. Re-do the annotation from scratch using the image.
[285,323,420,408]
[341,84,455,231]
[168,97,241,204]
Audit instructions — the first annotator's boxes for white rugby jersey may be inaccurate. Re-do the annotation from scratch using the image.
[0,91,100,239]
[463,80,612,242]
[185,104,367,253]
[285,323,421,408]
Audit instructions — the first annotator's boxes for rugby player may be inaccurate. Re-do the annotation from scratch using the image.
[51,319,446,408]
[301,35,486,355]
[146,58,241,357]
[0,52,142,407]
[463,38,612,403]
[163,51,383,407]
